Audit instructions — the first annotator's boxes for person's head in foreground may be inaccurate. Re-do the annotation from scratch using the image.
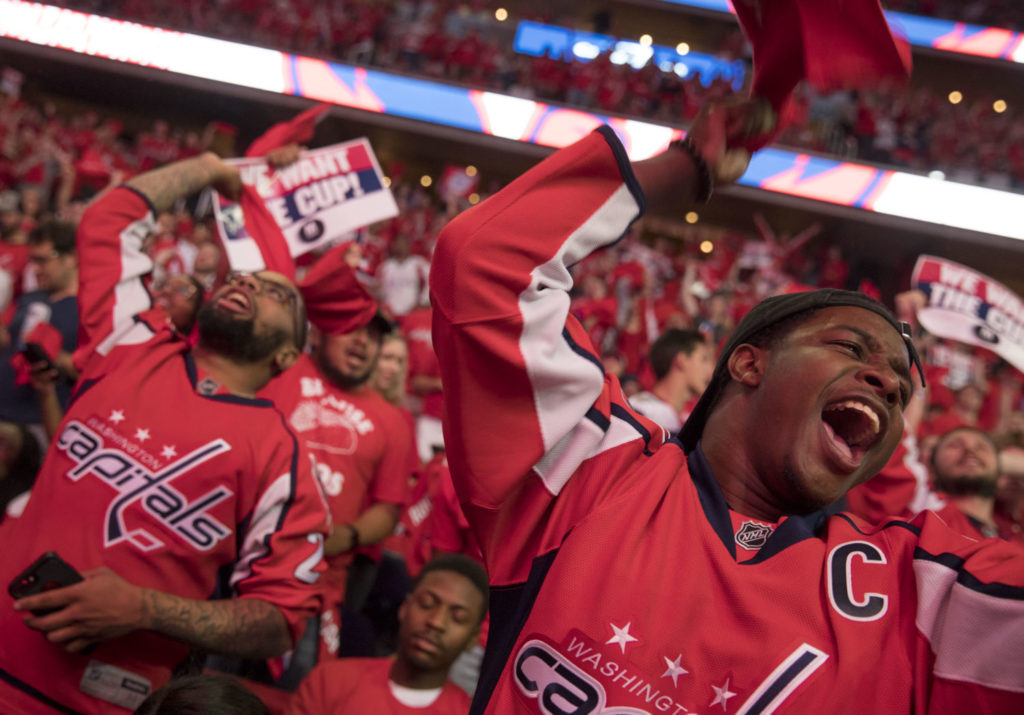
[680,288,922,520]
[197,270,306,378]
[395,554,489,688]
[133,674,268,715]
[930,426,1000,498]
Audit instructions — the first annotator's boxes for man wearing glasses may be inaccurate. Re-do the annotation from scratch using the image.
[0,151,330,713]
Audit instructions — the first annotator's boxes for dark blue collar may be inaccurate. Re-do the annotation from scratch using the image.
[686,443,828,564]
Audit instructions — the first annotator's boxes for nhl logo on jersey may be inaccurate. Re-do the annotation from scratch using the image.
[197,377,220,395]
[734,520,774,551]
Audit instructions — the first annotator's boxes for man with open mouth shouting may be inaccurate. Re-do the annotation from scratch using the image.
[430,96,1024,714]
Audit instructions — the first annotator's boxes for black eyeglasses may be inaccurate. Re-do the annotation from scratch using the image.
[153,277,198,299]
[226,271,296,305]
[225,271,304,348]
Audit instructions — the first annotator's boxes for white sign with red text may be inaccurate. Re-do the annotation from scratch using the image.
[912,255,1024,372]
[213,138,397,270]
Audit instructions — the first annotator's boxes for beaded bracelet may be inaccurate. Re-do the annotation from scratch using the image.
[669,135,714,204]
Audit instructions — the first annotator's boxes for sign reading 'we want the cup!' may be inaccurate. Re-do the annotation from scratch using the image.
[214,138,398,269]
[912,255,1024,372]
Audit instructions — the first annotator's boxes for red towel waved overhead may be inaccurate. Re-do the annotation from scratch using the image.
[732,0,911,143]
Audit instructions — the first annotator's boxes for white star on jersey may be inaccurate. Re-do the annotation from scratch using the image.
[710,679,737,710]
[109,410,125,424]
[134,428,151,443]
[160,445,177,459]
[606,622,639,654]
[661,654,688,687]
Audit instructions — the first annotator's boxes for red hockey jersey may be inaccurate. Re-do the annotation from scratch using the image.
[0,188,330,714]
[430,129,1024,714]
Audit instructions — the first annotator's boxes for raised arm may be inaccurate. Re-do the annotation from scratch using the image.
[430,101,768,514]
[75,153,240,364]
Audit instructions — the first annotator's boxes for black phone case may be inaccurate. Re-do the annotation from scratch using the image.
[8,552,84,616]
[21,342,53,370]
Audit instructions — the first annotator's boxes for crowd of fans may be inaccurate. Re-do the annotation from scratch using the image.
[885,0,1024,32]
[1,38,1023,715]
[48,0,1024,194]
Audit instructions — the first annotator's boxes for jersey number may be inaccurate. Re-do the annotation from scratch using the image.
[294,533,324,584]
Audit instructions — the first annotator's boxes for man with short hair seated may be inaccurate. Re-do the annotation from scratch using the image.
[288,554,487,714]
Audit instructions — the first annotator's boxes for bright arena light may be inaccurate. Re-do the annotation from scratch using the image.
[495,8,509,22]
[572,40,601,60]
[466,165,478,176]
[420,175,433,187]
[993,99,1007,113]
[700,240,714,254]
[639,34,653,46]
[948,90,963,104]
[685,211,699,224]
[676,42,690,55]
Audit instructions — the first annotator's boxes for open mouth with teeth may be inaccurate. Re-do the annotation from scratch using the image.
[216,289,252,315]
[821,400,881,467]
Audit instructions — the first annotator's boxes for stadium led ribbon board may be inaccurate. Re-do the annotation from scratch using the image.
[2,0,1023,242]
[658,0,1024,63]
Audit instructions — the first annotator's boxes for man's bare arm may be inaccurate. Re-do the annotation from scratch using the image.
[15,566,292,658]
[325,502,401,556]
[141,588,291,658]
[126,151,241,214]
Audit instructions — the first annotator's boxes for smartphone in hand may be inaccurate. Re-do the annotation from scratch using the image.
[21,342,54,373]
[8,552,83,616]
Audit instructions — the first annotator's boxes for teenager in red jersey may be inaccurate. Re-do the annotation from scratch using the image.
[430,98,1024,714]
[0,152,329,713]
[289,554,486,714]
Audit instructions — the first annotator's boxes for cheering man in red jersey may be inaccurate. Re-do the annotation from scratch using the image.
[431,97,1024,714]
[0,151,329,713]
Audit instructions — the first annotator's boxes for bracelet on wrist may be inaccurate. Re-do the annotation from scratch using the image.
[669,135,714,204]
[344,523,360,550]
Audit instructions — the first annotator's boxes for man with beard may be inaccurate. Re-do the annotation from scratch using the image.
[288,554,486,714]
[260,245,414,662]
[0,151,329,713]
[928,427,1004,539]
[431,98,1024,713]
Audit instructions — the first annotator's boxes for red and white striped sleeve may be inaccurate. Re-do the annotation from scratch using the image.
[430,128,666,568]
[909,510,1024,711]
[74,187,159,370]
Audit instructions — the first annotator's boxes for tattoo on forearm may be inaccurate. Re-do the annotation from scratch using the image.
[126,155,220,214]
[142,590,291,659]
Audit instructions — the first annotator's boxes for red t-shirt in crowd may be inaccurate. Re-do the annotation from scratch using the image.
[288,657,470,714]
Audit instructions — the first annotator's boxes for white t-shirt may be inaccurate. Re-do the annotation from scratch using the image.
[628,391,682,433]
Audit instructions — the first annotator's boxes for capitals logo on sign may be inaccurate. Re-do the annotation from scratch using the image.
[735,521,774,551]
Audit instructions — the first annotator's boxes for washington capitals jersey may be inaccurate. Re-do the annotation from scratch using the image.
[0,187,330,714]
[429,128,1024,714]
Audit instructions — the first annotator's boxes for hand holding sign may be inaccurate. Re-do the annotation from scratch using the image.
[212,138,398,271]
